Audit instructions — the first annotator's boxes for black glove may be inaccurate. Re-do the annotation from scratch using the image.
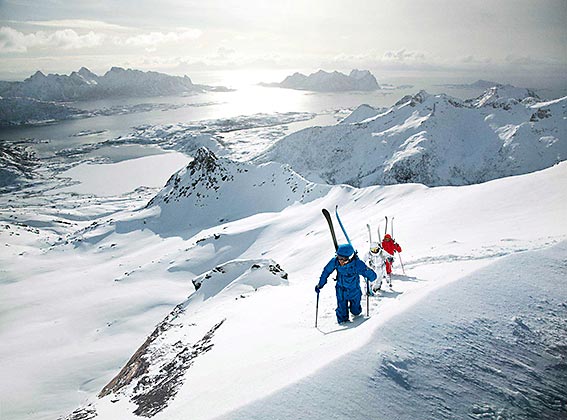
[315,285,321,294]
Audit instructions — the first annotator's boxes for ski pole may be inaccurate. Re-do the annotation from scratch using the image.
[366,280,370,317]
[398,253,406,275]
[315,292,320,328]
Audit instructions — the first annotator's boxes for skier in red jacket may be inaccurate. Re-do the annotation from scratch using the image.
[382,234,402,277]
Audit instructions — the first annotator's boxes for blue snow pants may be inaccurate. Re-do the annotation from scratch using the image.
[335,284,362,323]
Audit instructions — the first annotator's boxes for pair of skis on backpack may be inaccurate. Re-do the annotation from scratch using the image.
[321,206,395,294]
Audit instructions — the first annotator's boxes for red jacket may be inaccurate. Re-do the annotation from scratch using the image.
[382,236,401,255]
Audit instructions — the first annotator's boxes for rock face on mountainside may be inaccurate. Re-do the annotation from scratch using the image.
[0,67,204,102]
[145,147,329,229]
[257,87,566,187]
[263,69,380,92]
[0,144,41,191]
[65,259,288,419]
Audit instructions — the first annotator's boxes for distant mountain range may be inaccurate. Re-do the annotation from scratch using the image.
[261,69,380,92]
[0,67,228,102]
[439,79,510,89]
[256,85,566,187]
[0,67,233,126]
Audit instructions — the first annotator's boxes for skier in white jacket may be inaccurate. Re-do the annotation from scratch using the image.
[364,242,386,294]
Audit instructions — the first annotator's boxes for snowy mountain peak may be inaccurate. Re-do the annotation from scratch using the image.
[27,70,46,81]
[70,67,99,85]
[146,148,231,212]
[107,66,127,74]
[340,104,384,124]
[77,67,98,79]
[188,147,224,174]
[349,69,372,79]
[144,148,329,231]
[77,66,93,75]
[395,90,434,107]
[349,69,380,90]
[468,84,539,108]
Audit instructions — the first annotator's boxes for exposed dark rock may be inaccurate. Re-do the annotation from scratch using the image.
[61,404,97,420]
[131,320,225,417]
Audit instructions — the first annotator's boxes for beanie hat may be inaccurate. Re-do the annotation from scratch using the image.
[336,243,355,257]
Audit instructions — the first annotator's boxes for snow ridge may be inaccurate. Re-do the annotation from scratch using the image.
[68,259,288,419]
[257,86,566,187]
[145,147,330,230]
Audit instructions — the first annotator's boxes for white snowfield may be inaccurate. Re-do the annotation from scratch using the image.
[1,146,565,419]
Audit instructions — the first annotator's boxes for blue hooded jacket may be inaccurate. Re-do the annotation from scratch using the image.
[317,253,377,291]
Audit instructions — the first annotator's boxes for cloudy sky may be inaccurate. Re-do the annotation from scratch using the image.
[0,0,565,88]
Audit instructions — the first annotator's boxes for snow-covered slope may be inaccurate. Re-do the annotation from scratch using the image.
[49,160,567,420]
[263,69,380,92]
[214,243,567,420]
[257,87,566,186]
[339,103,385,124]
[466,84,538,108]
[0,67,206,101]
[88,259,288,418]
[140,147,330,233]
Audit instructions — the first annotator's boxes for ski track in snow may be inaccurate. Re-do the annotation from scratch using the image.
[406,236,563,267]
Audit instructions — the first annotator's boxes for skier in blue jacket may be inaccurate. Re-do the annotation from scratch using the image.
[315,243,377,324]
